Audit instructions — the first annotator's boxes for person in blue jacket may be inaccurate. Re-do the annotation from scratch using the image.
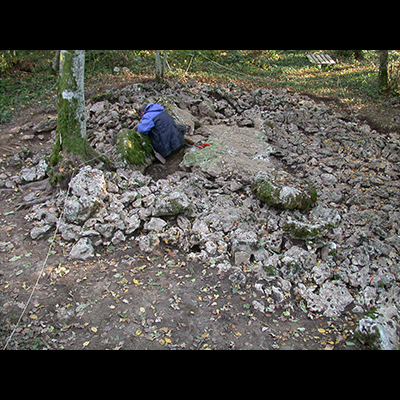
[138,103,186,160]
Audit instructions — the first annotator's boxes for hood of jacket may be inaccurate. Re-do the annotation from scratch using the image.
[144,103,165,116]
[138,103,165,135]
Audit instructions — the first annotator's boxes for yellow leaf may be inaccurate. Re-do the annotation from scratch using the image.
[30,314,38,320]
[318,329,326,334]
[165,338,172,344]
[91,327,98,333]
[83,341,91,348]
[136,330,143,336]
[133,279,140,286]
[140,307,146,313]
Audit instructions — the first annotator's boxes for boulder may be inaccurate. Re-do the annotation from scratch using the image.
[144,218,168,233]
[116,129,154,167]
[138,233,160,253]
[357,306,400,350]
[69,166,109,200]
[152,191,192,217]
[252,171,318,211]
[30,225,52,240]
[70,238,94,261]
[64,195,102,224]
[298,281,354,318]
[33,116,57,133]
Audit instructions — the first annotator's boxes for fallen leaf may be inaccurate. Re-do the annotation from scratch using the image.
[30,314,38,320]
[140,307,146,313]
[318,328,326,334]
[91,327,98,333]
[83,341,91,348]
[165,338,172,344]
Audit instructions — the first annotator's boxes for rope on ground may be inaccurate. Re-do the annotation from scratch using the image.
[2,172,74,351]
[197,51,273,84]
[2,150,112,350]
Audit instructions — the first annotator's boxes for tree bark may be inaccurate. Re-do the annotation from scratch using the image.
[353,50,364,61]
[52,50,61,74]
[378,50,389,92]
[155,50,168,83]
[50,50,96,174]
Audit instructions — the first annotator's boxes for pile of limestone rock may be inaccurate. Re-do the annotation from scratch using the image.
[21,80,400,349]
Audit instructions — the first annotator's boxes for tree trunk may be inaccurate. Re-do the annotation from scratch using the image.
[378,50,389,92]
[52,50,61,74]
[50,50,97,179]
[353,50,364,61]
[155,50,168,83]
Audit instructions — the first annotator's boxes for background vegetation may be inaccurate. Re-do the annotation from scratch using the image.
[1,50,399,126]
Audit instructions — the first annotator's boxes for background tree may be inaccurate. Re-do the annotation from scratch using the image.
[155,50,168,83]
[378,50,390,92]
[52,50,61,74]
[353,50,364,60]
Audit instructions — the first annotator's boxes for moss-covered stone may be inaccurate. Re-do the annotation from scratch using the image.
[117,129,154,167]
[183,143,221,169]
[252,171,318,211]
[284,221,324,240]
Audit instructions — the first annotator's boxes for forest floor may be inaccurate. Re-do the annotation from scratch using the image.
[1,50,399,350]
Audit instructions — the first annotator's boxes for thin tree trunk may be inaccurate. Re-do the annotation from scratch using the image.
[379,50,390,92]
[155,50,168,83]
[52,50,61,74]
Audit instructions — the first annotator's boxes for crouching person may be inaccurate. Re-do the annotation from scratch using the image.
[138,103,186,163]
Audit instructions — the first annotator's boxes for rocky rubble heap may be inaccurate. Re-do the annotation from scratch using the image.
[6,80,400,349]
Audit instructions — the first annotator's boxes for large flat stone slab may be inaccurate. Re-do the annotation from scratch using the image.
[183,124,275,179]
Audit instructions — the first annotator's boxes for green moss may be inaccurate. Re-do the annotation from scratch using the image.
[252,178,318,211]
[251,181,276,207]
[51,50,100,173]
[168,198,191,215]
[284,222,323,240]
[91,92,118,103]
[183,143,220,168]
[117,129,154,166]
[263,265,277,277]
[355,320,382,350]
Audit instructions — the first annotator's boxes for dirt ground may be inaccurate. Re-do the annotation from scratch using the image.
[0,109,366,350]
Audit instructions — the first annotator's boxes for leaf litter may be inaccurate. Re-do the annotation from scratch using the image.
[1,240,362,350]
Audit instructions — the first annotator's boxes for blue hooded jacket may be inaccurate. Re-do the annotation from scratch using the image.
[138,103,186,158]
[138,103,165,134]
